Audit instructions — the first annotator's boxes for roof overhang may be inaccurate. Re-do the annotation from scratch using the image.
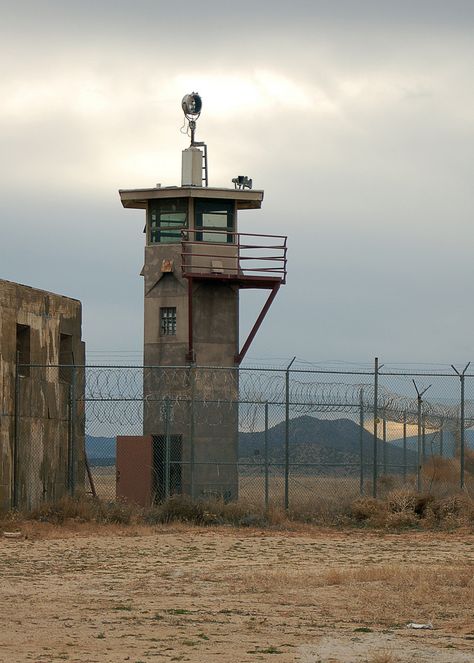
[119,186,264,210]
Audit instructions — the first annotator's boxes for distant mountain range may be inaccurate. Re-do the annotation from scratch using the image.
[86,435,116,464]
[238,415,418,475]
[390,429,474,455]
[86,415,440,474]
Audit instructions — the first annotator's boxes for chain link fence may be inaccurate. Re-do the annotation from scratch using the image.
[5,362,474,511]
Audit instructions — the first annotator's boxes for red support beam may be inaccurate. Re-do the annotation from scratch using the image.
[235,282,280,365]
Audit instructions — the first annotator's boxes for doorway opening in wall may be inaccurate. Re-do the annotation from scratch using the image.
[16,324,30,377]
[59,333,73,383]
[152,434,182,501]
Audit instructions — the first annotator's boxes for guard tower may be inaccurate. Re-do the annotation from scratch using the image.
[119,93,287,500]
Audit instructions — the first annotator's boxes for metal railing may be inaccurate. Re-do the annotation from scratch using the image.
[181,229,287,282]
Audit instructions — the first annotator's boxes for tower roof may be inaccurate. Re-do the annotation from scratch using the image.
[119,186,264,210]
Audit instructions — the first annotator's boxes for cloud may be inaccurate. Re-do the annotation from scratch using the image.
[1,2,474,364]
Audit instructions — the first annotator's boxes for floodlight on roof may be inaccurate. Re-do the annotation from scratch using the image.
[181,92,202,147]
[181,92,202,120]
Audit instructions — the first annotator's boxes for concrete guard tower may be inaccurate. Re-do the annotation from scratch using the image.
[118,93,287,501]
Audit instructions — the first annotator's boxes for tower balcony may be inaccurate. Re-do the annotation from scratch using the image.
[181,229,287,287]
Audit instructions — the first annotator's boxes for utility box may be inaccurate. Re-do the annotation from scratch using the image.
[116,436,153,506]
[116,434,183,506]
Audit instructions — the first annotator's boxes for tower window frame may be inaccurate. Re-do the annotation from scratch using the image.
[148,199,188,244]
[160,307,177,336]
[195,199,235,243]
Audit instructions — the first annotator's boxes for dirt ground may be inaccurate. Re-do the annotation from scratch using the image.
[1,525,473,663]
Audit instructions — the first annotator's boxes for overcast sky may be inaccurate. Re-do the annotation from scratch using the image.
[1,1,473,367]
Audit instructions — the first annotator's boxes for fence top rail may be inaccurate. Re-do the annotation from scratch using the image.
[18,363,376,375]
[380,371,461,378]
[18,362,474,378]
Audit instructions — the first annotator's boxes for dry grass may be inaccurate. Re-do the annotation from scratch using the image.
[88,459,474,519]
[366,651,399,663]
[230,562,473,596]
[217,559,474,644]
[350,488,474,530]
[1,526,473,662]
[2,485,474,536]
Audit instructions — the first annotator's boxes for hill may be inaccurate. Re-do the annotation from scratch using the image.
[390,429,474,457]
[238,415,418,475]
[86,415,419,474]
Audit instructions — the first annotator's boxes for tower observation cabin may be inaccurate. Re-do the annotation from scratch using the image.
[118,93,287,501]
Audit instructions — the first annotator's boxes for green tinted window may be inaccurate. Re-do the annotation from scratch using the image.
[195,199,234,243]
[149,199,188,244]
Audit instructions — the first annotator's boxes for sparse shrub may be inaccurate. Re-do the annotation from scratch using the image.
[464,449,474,475]
[263,504,288,527]
[101,500,133,524]
[350,497,386,524]
[157,495,207,524]
[141,495,271,527]
[386,489,417,514]
[235,513,267,528]
[5,486,474,532]
[0,508,22,529]
[29,496,101,524]
[219,500,266,527]
[366,650,398,663]
[27,495,136,525]
[424,494,474,529]
[384,511,419,530]
[141,505,163,526]
[413,493,434,516]
[385,489,433,524]
[347,490,471,529]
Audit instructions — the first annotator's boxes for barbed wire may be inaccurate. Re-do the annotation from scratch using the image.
[79,366,472,430]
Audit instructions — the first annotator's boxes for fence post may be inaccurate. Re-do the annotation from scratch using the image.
[382,412,387,475]
[403,411,407,483]
[284,357,295,510]
[422,415,426,462]
[264,401,269,509]
[461,374,465,490]
[413,380,431,493]
[359,388,364,495]
[12,351,21,509]
[372,357,379,498]
[439,418,444,457]
[69,365,77,496]
[416,392,422,492]
[164,396,171,500]
[451,363,470,491]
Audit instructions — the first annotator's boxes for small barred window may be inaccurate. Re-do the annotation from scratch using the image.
[160,307,176,336]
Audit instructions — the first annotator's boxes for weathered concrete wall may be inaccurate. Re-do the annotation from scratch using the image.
[142,243,239,499]
[143,245,239,367]
[143,244,189,368]
[0,279,85,511]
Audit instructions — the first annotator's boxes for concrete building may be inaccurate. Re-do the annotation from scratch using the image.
[0,279,85,510]
[117,94,287,502]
